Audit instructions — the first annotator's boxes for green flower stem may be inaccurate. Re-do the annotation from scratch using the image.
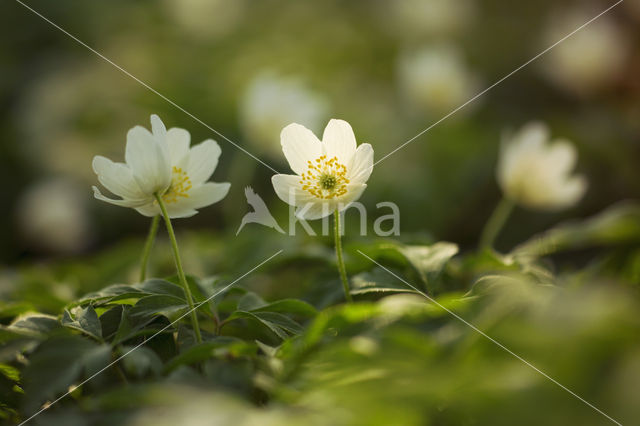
[479,197,515,250]
[334,210,353,303]
[154,194,202,344]
[139,215,160,282]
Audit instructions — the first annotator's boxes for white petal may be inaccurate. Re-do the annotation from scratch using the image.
[322,119,357,166]
[150,114,167,140]
[348,143,374,184]
[92,156,147,200]
[281,123,323,175]
[295,202,333,220]
[546,139,577,176]
[167,128,191,165]
[92,186,150,208]
[134,203,160,217]
[498,122,549,185]
[186,139,222,184]
[272,174,316,206]
[183,182,230,210]
[125,126,171,194]
[338,183,367,207]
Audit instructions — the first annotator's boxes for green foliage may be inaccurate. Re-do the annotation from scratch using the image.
[1,202,640,425]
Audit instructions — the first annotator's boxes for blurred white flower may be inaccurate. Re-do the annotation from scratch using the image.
[16,178,92,254]
[397,44,480,116]
[163,0,245,39]
[497,122,587,211]
[272,119,373,220]
[240,73,329,157]
[387,0,476,38]
[93,115,230,218]
[541,9,628,95]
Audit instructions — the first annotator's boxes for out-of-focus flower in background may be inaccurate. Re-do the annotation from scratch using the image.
[497,122,587,211]
[272,119,373,220]
[385,0,476,38]
[539,8,628,96]
[397,44,480,117]
[17,61,147,182]
[240,73,329,158]
[93,115,230,218]
[163,0,246,39]
[16,177,93,254]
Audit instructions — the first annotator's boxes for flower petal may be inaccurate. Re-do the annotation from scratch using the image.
[322,119,357,166]
[150,114,167,140]
[125,125,171,194]
[546,139,577,176]
[167,128,191,165]
[272,174,315,206]
[92,186,150,208]
[338,183,367,207]
[295,202,333,220]
[281,123,323,175]
[92,156,147,200]
[186,139,222,184]
[183,182,230,210]
[348,143,374,184]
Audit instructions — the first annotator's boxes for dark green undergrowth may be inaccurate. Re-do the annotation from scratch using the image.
[1,202,640,425]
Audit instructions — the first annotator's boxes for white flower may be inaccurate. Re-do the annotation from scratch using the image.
[240,73,329,157]
[497,122,587,211]
[271,119,374,220]
[16,178,92,254]
[92,115,230,218]
[540,9,628,95]
[397,44,480,116]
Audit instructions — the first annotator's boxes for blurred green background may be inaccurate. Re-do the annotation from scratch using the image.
[0,0,638,260]
[2,2,640,425]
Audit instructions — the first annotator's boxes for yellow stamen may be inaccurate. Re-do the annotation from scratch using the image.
[162,166,192,204]
[300,155,349,199]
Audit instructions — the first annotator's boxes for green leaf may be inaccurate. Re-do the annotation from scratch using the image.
[22,336,111,412]
[350,267,420,296]
[237,292,267,311]
[119,346,162,379]
[6,314,60,338]
[512,201,640,261]
[393,242,459,284]
[227,311,304,340]
[71,279,186,308]
[251,299,317,317]
[129,295,189,322]
[163,338,254,373]
[62,305,103,341]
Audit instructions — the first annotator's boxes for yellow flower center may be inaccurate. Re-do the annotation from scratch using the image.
[162,166,192,203]
[300,155,349,199]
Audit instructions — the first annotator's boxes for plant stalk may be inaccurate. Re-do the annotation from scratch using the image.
[334,210,353,303]
[154,194,202,343]
[479,197,515,250]
[139,215,160,282]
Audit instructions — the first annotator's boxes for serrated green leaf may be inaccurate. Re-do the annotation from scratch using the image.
[7,314,60,338]
[129,295,189,322]
[251,299,317,317]
[62,305,103,341]
[350,267,419,296]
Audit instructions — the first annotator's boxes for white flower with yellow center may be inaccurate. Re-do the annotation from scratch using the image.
[272,119,373,220]
[497,122,587,211]
[92,114,230,218]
